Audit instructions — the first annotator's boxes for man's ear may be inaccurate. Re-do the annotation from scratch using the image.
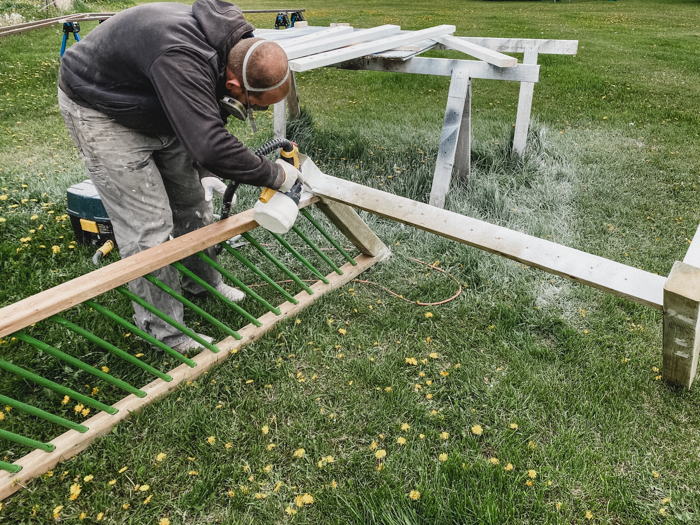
[225,69,242,92]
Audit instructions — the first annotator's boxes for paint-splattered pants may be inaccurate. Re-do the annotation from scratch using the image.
[58,89,222,346]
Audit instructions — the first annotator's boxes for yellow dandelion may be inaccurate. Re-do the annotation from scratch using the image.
[526,480,533,487]
[425,312,433,318]
[509,423,518,429]
[261,425,269,434]
[338,328,347,335]
[429,410,437,416]
[471,425,483,435]
[108,479,116,485]
[528,441,536,449]
[426,394,433,399]
[409,490,421,500]
[263,464,272,473]
[397,437,406,445]
[74,403,84,413]
[585,510,593,520]
[375,449,387,459]
[293,448,305,458]
[156,453,167,462]
[207,436,215,444]
[556,502,562,510]
[84,474,94,482]
[188,470,199,475]
[653,471,660,478]
[79,512,87,520]
[439,453,448,462]
[119,466,128,473]
[401,423,410,431]
[285,507,297,515]
[97,512,104,521]
[405,357,418,365]
[440,370,449,377]
[254,493,267,499]
[370,441,378,450]
[489,457,499,465]
[81,408,90,417]
[425,380,432,386]
[274,481,283,492]
[52,245,60,254]
[419,434,425,439]
[662,498,671,504]
[659,508,666,516]
[324,455,334,463]
[52,505,64,518]
[528,470,537,479]
[505,463,514,471]
[68,483,81,500]
[143,494,152,504]
[101,366,109,373]
[228,490,235,497]
[61,395,70,405]
[429,352,438,359]
[160,519,171,525]
[123,503,130,510]
[331,480,338,489]
[440,432,449,440]
[139,484,150,491]
[266,443,275,451]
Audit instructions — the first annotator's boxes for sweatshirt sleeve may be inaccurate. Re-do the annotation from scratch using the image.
[149,48,284,189]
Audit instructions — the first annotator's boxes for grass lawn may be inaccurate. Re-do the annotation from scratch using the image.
[1,0,700,523]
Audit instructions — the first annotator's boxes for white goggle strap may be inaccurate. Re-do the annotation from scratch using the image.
[242,40,290,92]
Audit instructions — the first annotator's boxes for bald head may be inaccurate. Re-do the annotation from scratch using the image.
[228,38,290,94]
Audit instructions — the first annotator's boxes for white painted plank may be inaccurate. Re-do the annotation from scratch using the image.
[369,37,436,60]
[457,37,578,55]
[300,157,666,310]
[277,26,354,49]
[683,223,700,269]
[255,27,319,41]
[284,25,402,60]
[337,57,540,83]
[289,25,455,72]
[435,35,517,68]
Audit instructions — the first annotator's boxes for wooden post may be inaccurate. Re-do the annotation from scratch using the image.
[429,67,471,209]
[315,198,389,259]
[287,71,301,119]
[663,261,700,389]
[273,99,286,140]
[512,46,539,156]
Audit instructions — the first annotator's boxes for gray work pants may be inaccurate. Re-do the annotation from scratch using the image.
[58,89,222,346]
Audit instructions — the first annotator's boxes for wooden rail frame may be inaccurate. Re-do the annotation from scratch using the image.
[0,196,388,497]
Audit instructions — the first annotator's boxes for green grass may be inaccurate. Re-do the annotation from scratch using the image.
[1,0,700,523]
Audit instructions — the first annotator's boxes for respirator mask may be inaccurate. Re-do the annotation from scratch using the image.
[219,40,290,134]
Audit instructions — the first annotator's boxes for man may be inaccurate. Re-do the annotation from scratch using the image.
[57,0,301,353]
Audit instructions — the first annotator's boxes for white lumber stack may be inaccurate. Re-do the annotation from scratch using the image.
[283,25,401,60]
[289,24,456,72]
[434,35,517,68]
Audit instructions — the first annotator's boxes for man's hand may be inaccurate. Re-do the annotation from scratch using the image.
[276,159,303,193]
[201,176,228,202]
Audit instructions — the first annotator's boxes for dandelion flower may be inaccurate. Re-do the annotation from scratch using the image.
[123,503,130,510]
[440,432,449,440]
[419,434,425,439]
[405,357,418,365]
[53,505,64,518]
[228,490,235,497]
[79,512,87,520]
[397,437,406,445]
[429,352,438,359]
[301,493,314,505]
[143,494,152,504]
[52,245,60,254]
[74,404,84,413]
[509,423,518,429]
[505,463,514,471]
[338,328,347,335]
[526,480,533,486]
[61,395,70,405]
[225,443,232,449]
[528,441,536,449]
[528,470,537,479]
[119,466,128,473]
[156,453,167,462]
[425,312,433,318]
[585,510,593,520]
[471,425,483,436]
[97,512,104,521]
[264,464,272,473]
[84,474,94,482]
[68,483,81,500]
[254,493,267,499]
[659,508,666,516]
[662,498,671,504]
[108,479,116,485]
[409,490,420,500]
[401,423,410,431]
[285,507,297,515]
[556,502,562,510]
[653,471,660,478]
[439,453,448,462]
[293,448,305,458]
[426,394,433,399]
[101,366,109,373]
[375,449,387,459]
[160,519,171,525]
[207,436,216,444]
[370,441,378,450]
[188,470,199,475]
[266,443,275,451]
[139,484,150,491]
[489,458,499,465]
[440,370,449,377]
[331,480,338,489]
[262,425,269,434]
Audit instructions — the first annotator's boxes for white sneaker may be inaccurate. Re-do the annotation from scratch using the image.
[215,282,245,303]
[171,333,213,354]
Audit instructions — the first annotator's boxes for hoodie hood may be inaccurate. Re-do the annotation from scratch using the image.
[192,0,255,72]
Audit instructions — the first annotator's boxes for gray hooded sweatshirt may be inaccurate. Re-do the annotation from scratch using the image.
[59,0,283,189]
